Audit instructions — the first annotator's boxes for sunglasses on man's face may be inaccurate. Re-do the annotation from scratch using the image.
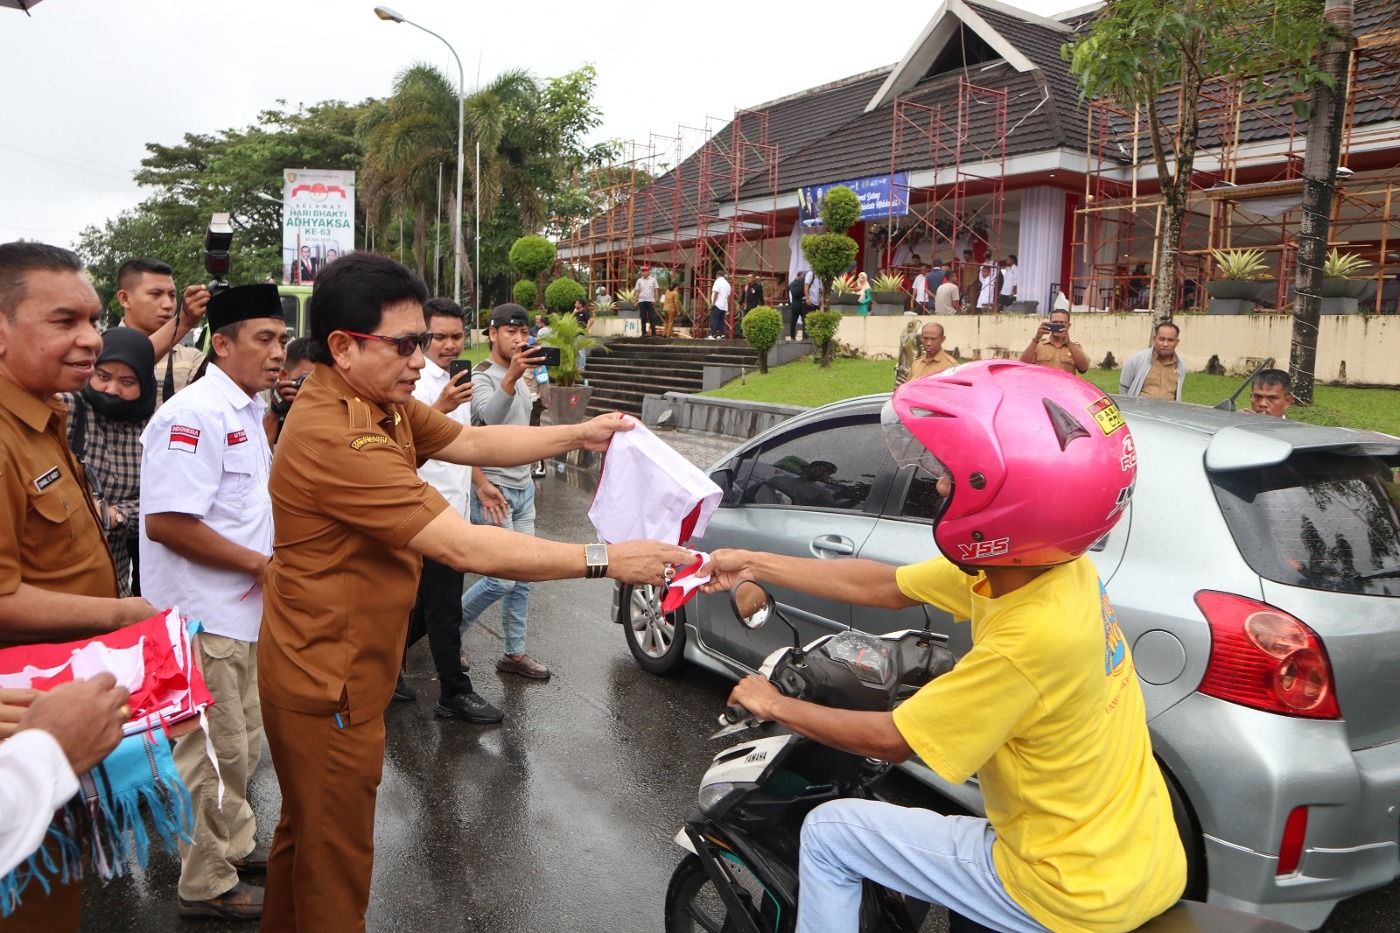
[340,330,433,357]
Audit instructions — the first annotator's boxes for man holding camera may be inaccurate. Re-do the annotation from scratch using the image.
[1020,309,1088,375]
[114,257,211,404]
[399,297,493,721]
[139,284,287,920]
[460,304,551,687]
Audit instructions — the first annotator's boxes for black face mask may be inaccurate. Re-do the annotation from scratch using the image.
[81,386,156,424]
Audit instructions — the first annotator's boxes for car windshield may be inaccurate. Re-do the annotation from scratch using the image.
[1212,452,1400,597]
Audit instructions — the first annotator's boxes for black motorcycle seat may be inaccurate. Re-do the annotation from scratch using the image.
[948,900,1302,932]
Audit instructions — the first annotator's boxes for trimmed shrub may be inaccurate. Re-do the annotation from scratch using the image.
[509,235,556,278]
[820,186,861,234]
[512,279,538,309]
[544,276,587,313]
[804,310,843,368]
[801,234,859,303]
[741,306,783,374]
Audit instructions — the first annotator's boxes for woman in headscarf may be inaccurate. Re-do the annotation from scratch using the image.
[62,328,158,597]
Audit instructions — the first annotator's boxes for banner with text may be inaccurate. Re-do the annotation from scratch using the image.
[282,169,355,284]
[796,172,909,228]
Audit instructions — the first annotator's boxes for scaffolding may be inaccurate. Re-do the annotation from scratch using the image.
[883,78,1009,304]
[1070,21,1400,315]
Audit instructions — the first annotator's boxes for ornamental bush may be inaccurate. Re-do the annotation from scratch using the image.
[509,235,556,278]
[544,276,587,313]
[512,279,538,309]
[804,310,843,368]
[740,306,782,374]
[801,234,859,303]
[819,185,861,234]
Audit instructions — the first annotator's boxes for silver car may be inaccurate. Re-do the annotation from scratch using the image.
[614,394,1400,930]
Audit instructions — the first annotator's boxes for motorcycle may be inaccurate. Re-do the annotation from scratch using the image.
[663,582,1303,933]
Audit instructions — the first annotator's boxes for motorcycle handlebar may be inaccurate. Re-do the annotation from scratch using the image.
[722,704,750,724]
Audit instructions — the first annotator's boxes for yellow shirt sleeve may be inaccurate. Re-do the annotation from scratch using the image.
[894,555,977,620]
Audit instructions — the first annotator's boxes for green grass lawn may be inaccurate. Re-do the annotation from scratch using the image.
[701,356,1400,436]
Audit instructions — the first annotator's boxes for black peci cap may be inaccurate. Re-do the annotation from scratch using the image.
[206,284,286,332]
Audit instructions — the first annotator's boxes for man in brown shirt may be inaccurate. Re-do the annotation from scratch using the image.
[1119,321,1184,401]
[258,253,691,933]
[1020,309,1089,375]
[0,242,157,931]
[902,322,959,384]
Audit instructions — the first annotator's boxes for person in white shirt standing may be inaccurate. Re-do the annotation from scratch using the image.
[709,272,732,339]
[635,264,660,338]
[139,284,285,921]
[397,298,502,725]
[911,265,928,314]
[999,253,1019,311]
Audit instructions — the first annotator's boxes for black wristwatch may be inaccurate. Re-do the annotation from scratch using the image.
[584,543,609,579]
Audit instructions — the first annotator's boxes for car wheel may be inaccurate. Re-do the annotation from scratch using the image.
[619,583,688,675]
[1161,761,1208,900]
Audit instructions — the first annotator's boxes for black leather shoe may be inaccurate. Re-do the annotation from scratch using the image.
[434,692,503,724]
[392,675,416,702]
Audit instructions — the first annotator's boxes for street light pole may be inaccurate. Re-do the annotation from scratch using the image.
[374,6,464,312]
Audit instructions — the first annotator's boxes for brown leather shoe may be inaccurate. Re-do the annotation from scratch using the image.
[231,842,270,872]
[178,880,264,920]
[496,653,550,680]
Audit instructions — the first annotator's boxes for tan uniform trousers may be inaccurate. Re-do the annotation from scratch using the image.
[259,702,385,933]
[173,632,263,902]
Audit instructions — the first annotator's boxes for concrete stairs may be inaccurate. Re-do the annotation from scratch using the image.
[581,337,760,417]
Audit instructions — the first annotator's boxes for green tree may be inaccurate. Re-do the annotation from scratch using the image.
[820,186,861,234]
[538,311,602,387]
[544,276,586,313]
[512,279,538,308]
[741,306,782,374]
[800,185,861,308]
[1066,0,1325,320]
[804,310,843,368]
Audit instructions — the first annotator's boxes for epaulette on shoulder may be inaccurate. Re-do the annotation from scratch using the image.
[472,360,493,374]
[345,395,375,430]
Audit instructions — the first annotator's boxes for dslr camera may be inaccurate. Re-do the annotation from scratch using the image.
[203,213,234,296]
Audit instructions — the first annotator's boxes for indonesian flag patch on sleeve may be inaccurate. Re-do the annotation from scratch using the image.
[168,425,200,453]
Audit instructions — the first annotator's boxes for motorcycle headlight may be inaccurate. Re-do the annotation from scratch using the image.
[698,781,755,819]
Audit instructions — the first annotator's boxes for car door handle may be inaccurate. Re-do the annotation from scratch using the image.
[811,535,855,556]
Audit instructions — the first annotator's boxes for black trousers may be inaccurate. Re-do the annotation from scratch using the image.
[789,301,806,338]
[638,300,657,335]
[405,556,472,699]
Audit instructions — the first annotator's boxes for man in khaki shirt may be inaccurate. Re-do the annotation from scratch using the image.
[1119,321,1184,401]
[1020,309,1089,375]
[902,322,959,384]
[257,253,692,933]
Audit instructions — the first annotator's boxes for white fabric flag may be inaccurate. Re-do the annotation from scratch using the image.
[589,418,723,545]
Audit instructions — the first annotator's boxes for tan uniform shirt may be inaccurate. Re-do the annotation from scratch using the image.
[0,375,118,613]
[257,364,460,724]
[1033,339,1084,374]
[908,351,959,381]
[1140,355,1179,401]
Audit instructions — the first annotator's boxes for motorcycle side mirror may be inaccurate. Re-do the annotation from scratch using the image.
[730,581,773,630]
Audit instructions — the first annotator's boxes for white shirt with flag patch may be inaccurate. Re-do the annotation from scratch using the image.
[138,364,272,642]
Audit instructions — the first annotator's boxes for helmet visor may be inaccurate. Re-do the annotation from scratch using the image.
[881,400,950,480]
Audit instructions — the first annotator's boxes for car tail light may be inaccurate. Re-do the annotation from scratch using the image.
[1277,806,1309,875]
[1193,591,1341,719]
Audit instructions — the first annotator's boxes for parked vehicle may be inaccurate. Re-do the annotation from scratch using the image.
[618,394,1400,930]
[669,582,1303,933]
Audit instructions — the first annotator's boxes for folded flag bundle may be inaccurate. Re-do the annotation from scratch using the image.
[0,609,211,914]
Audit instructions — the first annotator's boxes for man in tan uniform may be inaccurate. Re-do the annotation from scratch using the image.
[903,322,959,383]
[1119,321,1184,401]
[1020,309,1089,375]
[258,253,691,933]
[0,242,156,931]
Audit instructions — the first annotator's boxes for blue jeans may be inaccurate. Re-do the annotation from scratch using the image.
[797,799,1046,933]
[462,482,535,656]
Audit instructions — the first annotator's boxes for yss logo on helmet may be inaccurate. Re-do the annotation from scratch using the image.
[957,536,1011,560]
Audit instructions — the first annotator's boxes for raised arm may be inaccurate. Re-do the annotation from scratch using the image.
[701,548,918,611]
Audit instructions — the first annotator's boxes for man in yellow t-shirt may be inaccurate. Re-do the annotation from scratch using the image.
[703,361,1185,933]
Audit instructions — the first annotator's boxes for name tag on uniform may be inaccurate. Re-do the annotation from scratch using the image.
[32,466,60,492]
[227,430,248,446]
[169,425,201,453]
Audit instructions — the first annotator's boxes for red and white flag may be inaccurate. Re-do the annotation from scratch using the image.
[168,425,200,454]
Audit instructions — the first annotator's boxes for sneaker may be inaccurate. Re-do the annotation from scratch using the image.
[178,880,264,920]
[231,842,270,873]
[496,653,551,680]
[392,674,416,702]
[434,691,504,724]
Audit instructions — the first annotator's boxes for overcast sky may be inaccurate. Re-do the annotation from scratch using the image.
[0,0,1085,249]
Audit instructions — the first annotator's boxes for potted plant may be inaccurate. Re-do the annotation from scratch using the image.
[871,271,906,314]
[1206,248,1274,300]
[537,311,602,424]
[591,296,616,317]
[1320,249,1370,299]
[828,273,860,307]
[615,287,640,316]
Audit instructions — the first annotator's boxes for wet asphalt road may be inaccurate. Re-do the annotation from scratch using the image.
[82,462,1399,932]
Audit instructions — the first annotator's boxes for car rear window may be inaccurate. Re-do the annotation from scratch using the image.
[1211,453,1400,597]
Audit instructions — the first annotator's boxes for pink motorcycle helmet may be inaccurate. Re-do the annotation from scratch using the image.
[882,360,1138,567]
